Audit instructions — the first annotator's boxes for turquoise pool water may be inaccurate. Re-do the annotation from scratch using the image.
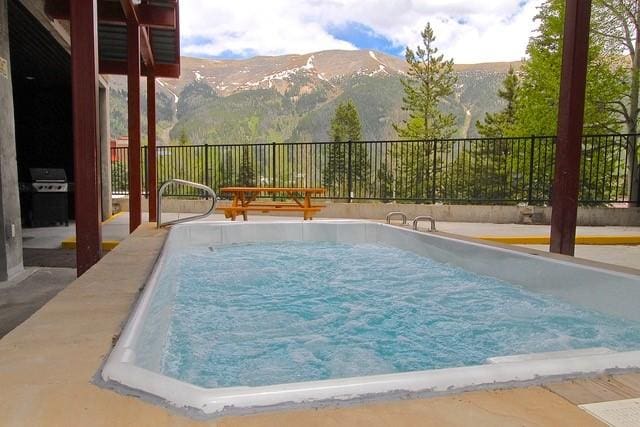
[138,241,640,388]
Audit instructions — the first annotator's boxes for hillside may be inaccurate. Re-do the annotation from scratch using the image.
[109,50,521,145]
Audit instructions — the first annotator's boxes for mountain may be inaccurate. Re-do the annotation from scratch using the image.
[108,50,520,145]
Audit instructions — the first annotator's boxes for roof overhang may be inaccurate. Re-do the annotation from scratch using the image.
[44,0,180,78]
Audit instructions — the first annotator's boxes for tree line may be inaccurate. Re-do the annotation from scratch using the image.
[323,0,640,203]
[113,0,640,204]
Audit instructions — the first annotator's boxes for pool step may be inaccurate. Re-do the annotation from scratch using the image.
[486,347,616,364]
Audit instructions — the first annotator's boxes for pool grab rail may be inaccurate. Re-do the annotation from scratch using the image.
[413,215,437,232]
[157,179,217,228]
[386,211,437,232]
[385,212,408,225]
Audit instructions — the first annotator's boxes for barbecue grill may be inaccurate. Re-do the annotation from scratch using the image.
[26,168,69,226]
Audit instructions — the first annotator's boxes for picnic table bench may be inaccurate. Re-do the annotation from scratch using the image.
[217,187,326,221]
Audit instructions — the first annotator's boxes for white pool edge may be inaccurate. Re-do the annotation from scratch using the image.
[102,348,640,415]
[101,220,640,416]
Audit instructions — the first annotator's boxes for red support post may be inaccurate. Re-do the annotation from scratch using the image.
[70,0,102,275]
[127,21,142,232]
[147,74,158,222]
[549,0,592,256]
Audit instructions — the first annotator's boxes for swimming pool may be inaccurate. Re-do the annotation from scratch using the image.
[102,221,640,416]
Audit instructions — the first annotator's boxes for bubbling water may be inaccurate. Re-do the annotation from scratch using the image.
[136,241,640,388]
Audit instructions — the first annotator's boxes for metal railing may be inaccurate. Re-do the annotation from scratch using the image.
[111,133,640,205]
[157,179,217,228]
[386,212,408,225]
[413,216,436,232]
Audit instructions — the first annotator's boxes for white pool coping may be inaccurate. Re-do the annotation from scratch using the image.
[102,220,640,416]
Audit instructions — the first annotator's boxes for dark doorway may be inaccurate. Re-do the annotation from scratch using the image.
[7,0,74,224]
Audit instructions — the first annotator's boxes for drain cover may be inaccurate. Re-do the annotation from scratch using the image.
[580,398,640,427]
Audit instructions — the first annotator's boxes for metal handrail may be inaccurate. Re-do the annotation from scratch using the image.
[157,179,217,228]
[413,216,436,232]
[386,211,408,225]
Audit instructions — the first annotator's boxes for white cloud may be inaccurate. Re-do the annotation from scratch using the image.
[180,0,544,63]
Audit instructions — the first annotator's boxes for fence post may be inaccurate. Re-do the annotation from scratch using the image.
[431,140,437,204]
[204,143,210,199]
[143,145,149,198]
[271,142,277,201]
[632,135,640,206]
[636,159,640,206]
[347,140,353,203]
[527,135,536,204]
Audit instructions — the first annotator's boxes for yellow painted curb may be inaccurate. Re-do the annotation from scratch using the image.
[59,212,124,250]
[61,237,120,251]
[102,211,124,224]
[477,235,640,245]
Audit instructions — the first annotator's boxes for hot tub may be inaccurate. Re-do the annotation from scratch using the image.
[101,221,640,416]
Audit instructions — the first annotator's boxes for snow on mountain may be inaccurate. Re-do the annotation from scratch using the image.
[146,50,408,97]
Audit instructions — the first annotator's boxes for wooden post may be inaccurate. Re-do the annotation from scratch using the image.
[147,73,157,222]
[549,0,592,256]
[70,0,102,275]
[127,21,141,232]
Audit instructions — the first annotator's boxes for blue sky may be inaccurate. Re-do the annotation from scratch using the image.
[180,0,543,63]
[326,22,405,57]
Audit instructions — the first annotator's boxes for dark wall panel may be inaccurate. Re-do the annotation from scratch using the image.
[8,0,74,221]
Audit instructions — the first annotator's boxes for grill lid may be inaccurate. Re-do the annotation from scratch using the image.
[29,168,67,182]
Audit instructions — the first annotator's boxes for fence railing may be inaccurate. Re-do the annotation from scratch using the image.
[110,134,640,205]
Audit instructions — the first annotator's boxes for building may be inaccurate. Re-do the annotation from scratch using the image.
[0,0,181,279]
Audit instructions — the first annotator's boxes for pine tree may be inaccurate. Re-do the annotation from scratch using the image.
[458,66,522,201]
[178,129,190,146]
[376,162,395,202]
[393,23,457,200]
[323,100,368,197]
[238,146,255,186]
[476,66,519,138]
[394,23,458,140]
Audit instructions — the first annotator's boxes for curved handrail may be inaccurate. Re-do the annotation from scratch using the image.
[386,211,408,225]
[412,215,436,232]
[157,179,217,228]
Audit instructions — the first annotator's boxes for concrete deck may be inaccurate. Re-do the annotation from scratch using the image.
[1,222,639,425]
[0,267,76,338]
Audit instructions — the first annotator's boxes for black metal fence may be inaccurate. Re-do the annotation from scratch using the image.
[110,134,639,205]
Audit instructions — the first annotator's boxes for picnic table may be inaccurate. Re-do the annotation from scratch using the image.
[217,187,326,221]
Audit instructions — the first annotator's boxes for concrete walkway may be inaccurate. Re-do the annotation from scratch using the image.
[435,222,640,270]
[436,222,640,237]
[21,211,205,250]
[0,267,76,338]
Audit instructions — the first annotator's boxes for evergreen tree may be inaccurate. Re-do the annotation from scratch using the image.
[323,100,368,197]
[454,66,522,202]
[178,129,190,146]
[376,162,395,202]
[393,23,457,200]
[394,23,458,140]
[238,146,256,186]
[330,99,362,142]
[476,66,520,138]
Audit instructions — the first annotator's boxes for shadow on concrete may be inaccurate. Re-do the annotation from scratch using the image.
[23,248,76,268]
[0,267,77,338]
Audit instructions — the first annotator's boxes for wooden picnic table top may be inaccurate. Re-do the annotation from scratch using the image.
[220,187,326,194]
